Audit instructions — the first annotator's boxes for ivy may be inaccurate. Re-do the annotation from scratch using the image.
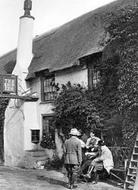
[51,5,138,150]
[53,82,101,137]
[0,98,9,129]
[103,5,138,147]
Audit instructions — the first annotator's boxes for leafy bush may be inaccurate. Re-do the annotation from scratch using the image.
[52,82,102,138]
[45,154,64,170]
[40,133,56,149]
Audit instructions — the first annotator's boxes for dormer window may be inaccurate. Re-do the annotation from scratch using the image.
[80,52,101,90]
[88,67,100,89]
[93,69,100,88]
[41,75,56,102]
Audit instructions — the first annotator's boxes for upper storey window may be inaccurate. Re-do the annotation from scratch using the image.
[41,75,56,102]
[88,67,100,89]
[86,52,102,90]
[92,69,100,88]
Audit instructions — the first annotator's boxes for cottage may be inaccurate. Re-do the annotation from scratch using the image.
[0,0,137,168]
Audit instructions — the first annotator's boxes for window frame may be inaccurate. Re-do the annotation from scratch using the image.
[31,129,40,144]
[42,114,55,141]
[88,65,100,89]
[41,74,56,102]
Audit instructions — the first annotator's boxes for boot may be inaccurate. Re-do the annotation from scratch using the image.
[92,172,99,184]
[67,173,73,189]
[67,184,73,189]
[83,173,91,178]
[83,165,94,179]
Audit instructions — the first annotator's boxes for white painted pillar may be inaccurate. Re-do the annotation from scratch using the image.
[4,0,35,168]
[134,169,138,190]
[13,0,34,94]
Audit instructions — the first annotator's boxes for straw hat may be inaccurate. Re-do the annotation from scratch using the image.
[77,130,82,136]
[69,128,80,136]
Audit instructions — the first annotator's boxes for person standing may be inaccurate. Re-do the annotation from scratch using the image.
[64,128,82,189]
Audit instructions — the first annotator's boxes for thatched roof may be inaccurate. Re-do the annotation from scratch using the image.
[0,0,137,78]
[0,50,16,75]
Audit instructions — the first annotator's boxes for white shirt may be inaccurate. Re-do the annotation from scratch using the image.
[94,145,114,173]
[86,136,100,149]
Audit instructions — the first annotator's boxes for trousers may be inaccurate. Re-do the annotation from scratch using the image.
[65,164,80,185]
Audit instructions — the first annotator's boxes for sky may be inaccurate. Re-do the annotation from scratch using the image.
[0,0,116,56]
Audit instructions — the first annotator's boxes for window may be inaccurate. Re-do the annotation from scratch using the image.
[42,115,55,141]
[93,70,100,88]
[31,130,40,144]
[86,52,102,90]
[88,67,100,89]
[41,75,56,101]
[40,115,55,149]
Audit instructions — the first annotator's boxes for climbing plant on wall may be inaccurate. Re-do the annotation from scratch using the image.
[52,5,138,150]
[0,98,9,161]
[52,82,101,138]
[103,5,138,147]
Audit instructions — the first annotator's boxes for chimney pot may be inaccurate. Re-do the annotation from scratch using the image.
[24,0,32,16]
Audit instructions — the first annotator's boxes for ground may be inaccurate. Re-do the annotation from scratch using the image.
[0,166,123,190]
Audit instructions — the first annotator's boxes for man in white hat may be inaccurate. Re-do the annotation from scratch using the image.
[64,128,82,189]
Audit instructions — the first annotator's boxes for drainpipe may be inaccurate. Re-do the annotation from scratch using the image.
[13,0,34,94]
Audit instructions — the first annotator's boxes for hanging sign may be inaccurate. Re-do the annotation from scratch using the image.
[0,74,18,94]
[0,74,38,100]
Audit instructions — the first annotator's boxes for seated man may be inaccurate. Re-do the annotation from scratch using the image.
[80,131,100,173]
[84,140,114,184]
[79,144,99,176]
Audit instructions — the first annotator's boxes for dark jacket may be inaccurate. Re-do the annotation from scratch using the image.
[64,136,82,165]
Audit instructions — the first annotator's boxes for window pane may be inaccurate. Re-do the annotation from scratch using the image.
[31,130,40,143]
[42,116,55,142]
[93,70,100,87]
[42,76,56,101]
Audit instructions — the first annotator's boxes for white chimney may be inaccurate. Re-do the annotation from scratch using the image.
[13,0,34,94]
